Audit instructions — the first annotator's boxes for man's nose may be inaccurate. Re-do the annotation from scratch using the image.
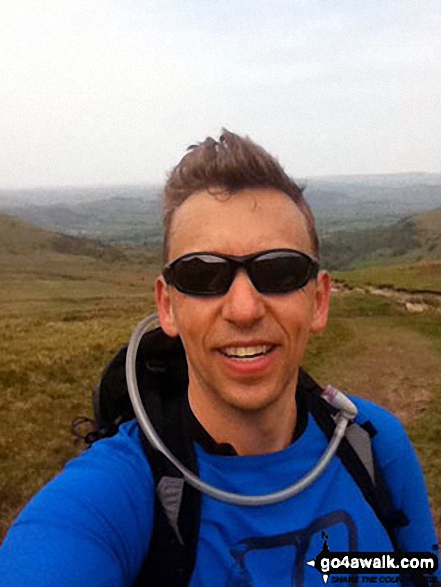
[221,269,266,327]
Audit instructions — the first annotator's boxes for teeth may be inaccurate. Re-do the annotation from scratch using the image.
[222,345,272,358]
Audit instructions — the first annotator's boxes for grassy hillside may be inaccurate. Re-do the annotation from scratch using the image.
[0,212,161,273]
[0,213,157,261]
[333,260,441,294]
[0,213,161,319]
[0,213,56,252]
[322,207,441,270]
[330,209,441,293]
[415,208,441,255]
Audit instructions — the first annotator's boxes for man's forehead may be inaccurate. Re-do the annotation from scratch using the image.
[167,188,313,260]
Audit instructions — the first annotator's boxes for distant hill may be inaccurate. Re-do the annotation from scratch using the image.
[0,184,162,207]
[1,174,440,245]
[0,213,153,265]
[307,171,441,187]
[2,196,163,246]
[321,208,441,270]
[304,173,441,233]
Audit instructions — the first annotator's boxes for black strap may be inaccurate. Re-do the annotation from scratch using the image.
[299,369,409,551]
[133,333,201,587]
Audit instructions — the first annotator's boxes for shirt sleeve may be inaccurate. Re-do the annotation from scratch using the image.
[0,421,154,587]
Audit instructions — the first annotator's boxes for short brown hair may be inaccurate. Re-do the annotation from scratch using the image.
[162,129,319,260]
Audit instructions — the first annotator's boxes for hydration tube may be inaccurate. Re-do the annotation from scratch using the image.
[126,313,358,507]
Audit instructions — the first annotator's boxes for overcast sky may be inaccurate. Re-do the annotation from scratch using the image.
[2,0,440,189]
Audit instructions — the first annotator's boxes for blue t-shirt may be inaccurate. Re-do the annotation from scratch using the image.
[1,397,439,586]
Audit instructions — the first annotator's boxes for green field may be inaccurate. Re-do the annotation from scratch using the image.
[1,229,440,539]
[334,259,441,294]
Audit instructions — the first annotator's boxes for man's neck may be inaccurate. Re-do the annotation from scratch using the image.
[188,386,298,457]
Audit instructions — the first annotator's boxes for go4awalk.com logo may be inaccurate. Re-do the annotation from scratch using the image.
[306,532,439,584]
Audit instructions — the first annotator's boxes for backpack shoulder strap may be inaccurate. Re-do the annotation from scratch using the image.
[134,335,201,587]
[298,369,409,551]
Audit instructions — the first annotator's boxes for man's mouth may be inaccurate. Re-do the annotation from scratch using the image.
[219,345,275,361]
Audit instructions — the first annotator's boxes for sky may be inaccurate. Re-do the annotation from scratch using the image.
[1,0,440,189]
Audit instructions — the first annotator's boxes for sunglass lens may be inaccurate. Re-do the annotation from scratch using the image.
[174,255,231,295]
[251,252,311,293]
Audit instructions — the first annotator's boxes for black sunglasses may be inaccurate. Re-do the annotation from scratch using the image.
[163,249,320,296]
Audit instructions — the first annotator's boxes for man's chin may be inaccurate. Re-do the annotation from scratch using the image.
[215,384,285,414]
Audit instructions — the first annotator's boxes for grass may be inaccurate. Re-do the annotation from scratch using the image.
[0,296,158,534]
[1,252,440,540]
[0,242,161,536]
[415,208,441,256]
[333,259,441,293]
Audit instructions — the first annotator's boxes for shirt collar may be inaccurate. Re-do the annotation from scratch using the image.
[185,380,308,456]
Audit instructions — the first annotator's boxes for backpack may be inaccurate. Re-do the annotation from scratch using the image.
[73,326,412,587]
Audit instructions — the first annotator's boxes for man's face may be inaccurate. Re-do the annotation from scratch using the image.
[155,188,331,415]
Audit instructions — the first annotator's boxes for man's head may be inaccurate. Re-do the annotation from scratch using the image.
[155,131,330,430]
[162,129,319,262]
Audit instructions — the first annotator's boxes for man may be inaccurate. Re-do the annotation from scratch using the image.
[1,131,438,586]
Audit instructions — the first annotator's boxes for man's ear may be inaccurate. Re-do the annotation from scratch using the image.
[310,271,332,334]
[155,276,179,337]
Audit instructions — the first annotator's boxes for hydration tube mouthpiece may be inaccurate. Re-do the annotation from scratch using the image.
[322,385,358,420]
[126,313,358,506]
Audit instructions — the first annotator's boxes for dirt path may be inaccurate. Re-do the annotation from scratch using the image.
[333,282,441,314]
[317,320,441,426]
